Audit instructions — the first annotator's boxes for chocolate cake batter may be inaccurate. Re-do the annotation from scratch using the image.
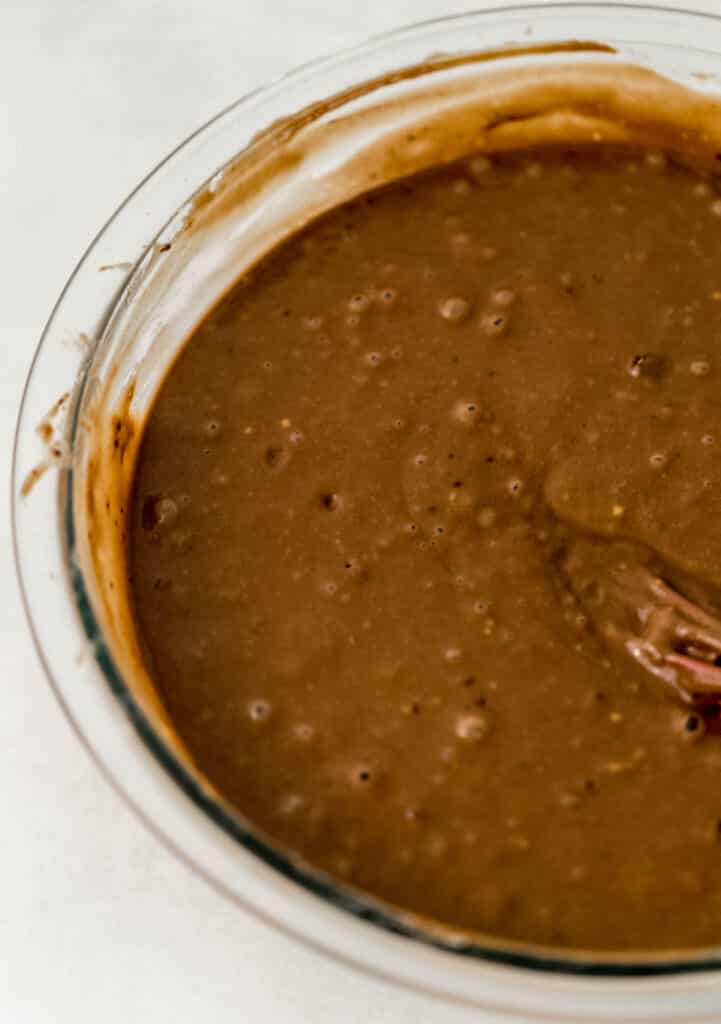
[129,145,721,952]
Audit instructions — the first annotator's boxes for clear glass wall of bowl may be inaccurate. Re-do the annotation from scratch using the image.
[13,6,721,1020]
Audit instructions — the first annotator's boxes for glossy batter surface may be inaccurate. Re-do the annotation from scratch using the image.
[130,146,721,951]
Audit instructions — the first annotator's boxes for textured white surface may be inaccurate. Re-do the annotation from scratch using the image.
[3,2,721,1021]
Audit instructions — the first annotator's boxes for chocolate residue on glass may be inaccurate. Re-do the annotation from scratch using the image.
[20,391,70,497]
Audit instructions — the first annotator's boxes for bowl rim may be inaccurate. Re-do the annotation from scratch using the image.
[14,0,721,998]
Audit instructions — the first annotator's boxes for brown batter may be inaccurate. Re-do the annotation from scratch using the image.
[129,144,721,952]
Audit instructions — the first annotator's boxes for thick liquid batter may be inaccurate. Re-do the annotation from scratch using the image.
[130,146,721,952]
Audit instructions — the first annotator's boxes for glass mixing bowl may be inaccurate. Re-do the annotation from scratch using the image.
[14,5,721,1019]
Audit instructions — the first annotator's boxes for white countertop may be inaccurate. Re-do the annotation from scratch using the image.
[3,2,720,1021]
